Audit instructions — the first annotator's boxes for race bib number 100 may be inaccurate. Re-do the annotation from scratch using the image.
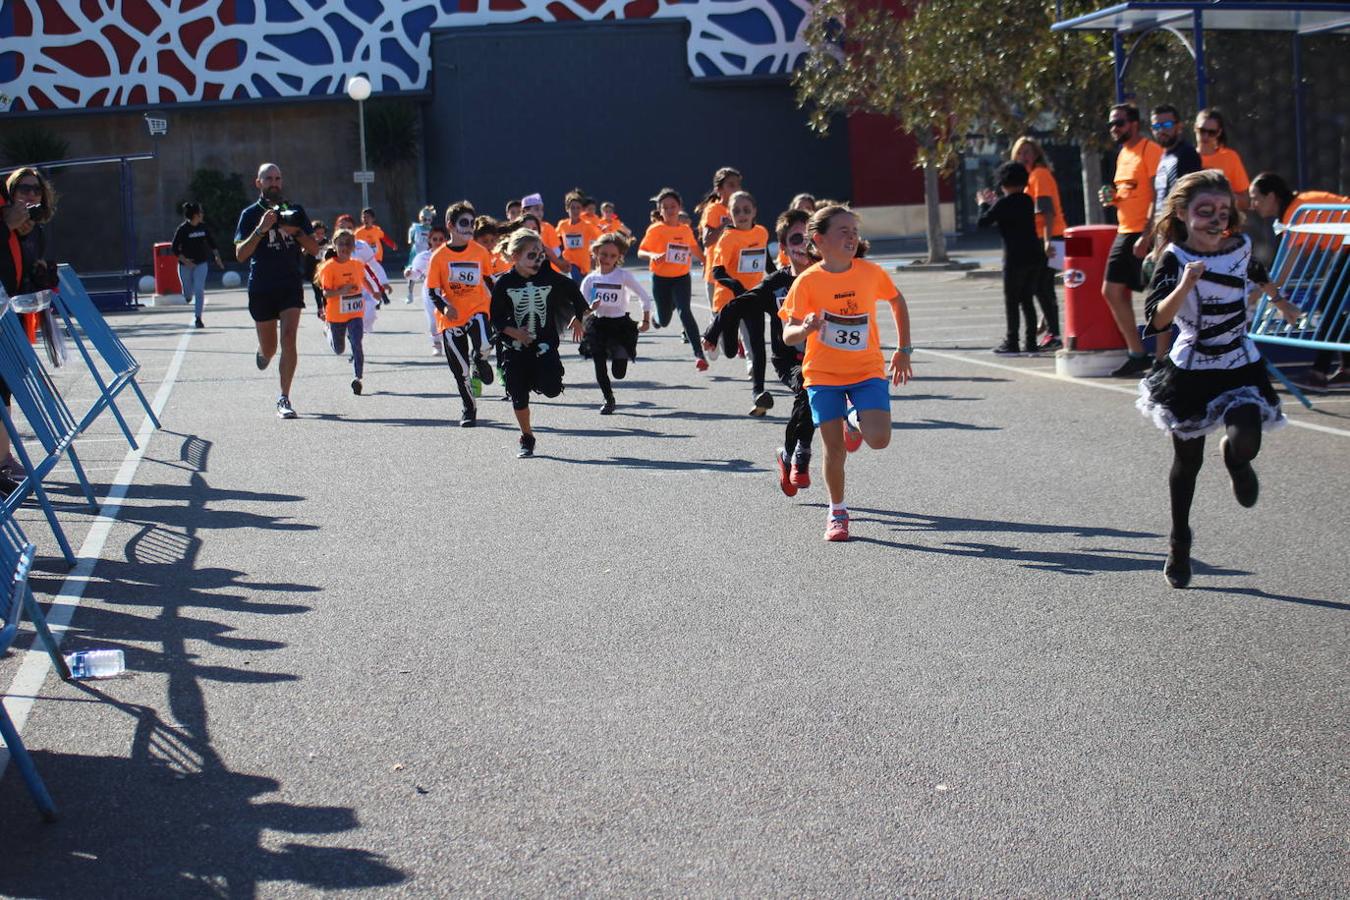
[339,292,363,315]
[665,244,691,266]
[737,248,766,274]
[820,312,869,351]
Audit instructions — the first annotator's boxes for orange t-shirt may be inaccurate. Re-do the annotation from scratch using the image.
[425,240,494,330]
[1027,166,1066,238]
[711,225,770,311]
[777,249,791,269]
[353,225,388,261]
[557,219,603,274]
[318,257,368,324]
[1201,146,1250,195]
[603,215,628,235]
[639,222,701,278]
[700,201,732,282]
[1281,190,1350,253]
[779,259,900,388]
[1111,137,1163,234]
[538,221,563,272]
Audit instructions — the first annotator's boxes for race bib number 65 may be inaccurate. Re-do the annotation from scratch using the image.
[820,312,869,351]
[665,243,690,265]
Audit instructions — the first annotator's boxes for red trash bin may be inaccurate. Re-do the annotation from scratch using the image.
[1062,225,1125,351]
[153,242,182,294]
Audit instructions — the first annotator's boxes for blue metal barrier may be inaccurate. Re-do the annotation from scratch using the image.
[0,513,73,822]
[55,265,160,449]
[0,305,98,566]
[1249,203,1350,408]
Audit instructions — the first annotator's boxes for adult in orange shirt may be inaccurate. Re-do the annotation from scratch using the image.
[780,205,913,543]
[1099,104,1164,376]
[427,201,498,425]
[1012,136,1064,349]
[1250,172,1350,386]
[354,207,397,262]
[520,192,566,273]
[556,190,603,282]
[697,166,742,306]
[316,229,371,395]
[638,187,707,370]
[1194,108,1250,210]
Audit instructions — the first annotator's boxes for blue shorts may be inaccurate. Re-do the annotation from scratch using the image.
[806,377,890,425]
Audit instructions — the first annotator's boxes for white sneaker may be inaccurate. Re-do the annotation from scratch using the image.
[276,395,298,419]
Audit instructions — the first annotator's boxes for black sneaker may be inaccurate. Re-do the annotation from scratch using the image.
[600,399,616,415]
[1041,336,1063,351]
[517,433,536,458]
[1110,354,1152,377]
[475,356,494,386]
[459,411,476,428]
[750,390,774,417]
[194,317,205,329]
[1164,529,1192,589]
[992,339,1019,355]
[1222,437,1260,507]
[351,378,363,395]
[256,350,271,371]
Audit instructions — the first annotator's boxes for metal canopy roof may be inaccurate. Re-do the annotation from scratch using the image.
[1052,2,1350,37]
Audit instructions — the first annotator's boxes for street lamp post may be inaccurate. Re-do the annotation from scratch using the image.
[346,75,373,210]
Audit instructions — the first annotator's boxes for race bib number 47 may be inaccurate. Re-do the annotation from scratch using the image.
[820,312,869,351]
[737,248,766,274]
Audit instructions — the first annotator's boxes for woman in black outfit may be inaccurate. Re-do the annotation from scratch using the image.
[171,201,223,328]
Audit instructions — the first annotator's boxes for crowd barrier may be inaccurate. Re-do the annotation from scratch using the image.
[1249,203,1350,408]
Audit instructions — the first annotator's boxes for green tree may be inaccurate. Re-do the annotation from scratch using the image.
[178,169,250,253]
[0,125,70,167]
[361,99,421,234]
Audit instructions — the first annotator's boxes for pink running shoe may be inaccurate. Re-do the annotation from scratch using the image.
[695,358,710,372]
[824,512,850,542]
[790,460,810,489]
[843,418,863,453]
[775,448,798,497]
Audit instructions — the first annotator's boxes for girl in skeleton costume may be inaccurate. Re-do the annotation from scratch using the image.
[578,232,654,415]
[1136,170,1300,588]
[490,229,587,458]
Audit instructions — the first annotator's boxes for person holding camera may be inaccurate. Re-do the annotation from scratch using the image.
[234,162,318,419]
[172,201,223,329]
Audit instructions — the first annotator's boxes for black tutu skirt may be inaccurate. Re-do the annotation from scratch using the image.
[1136,358,1285,439]
[579,314,639,361]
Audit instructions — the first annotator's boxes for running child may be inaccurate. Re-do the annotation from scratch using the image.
[521,192,567,273]
[406,205,435,303]
[579,232,654,415]
[445,201,496,389]
[490,229,587,457]
[637,188,707,370]
[426,202,496,426]
[1135,170,1300,588]
[697,167,742,309]
[600,201,633,239]
[304,220,329,309]
[315,229,372,395]
[706,190,773,413]
[354,207,397,263]
[557,190,603,283]
[780,205,914,542]
[403,223,449,355]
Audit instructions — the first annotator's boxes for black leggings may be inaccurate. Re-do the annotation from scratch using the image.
[651,274,703,360]
[441,328,477,417]
[1034,264,1061,337]
[1168,404,1262,539]
[593,353,629,402]
[1003,263,1040,345]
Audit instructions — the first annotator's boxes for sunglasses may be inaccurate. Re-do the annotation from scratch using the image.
[1196,126,1221,136]
[787,233,806,246]
[1107,119,1129,129]
[1151,120,1177,131]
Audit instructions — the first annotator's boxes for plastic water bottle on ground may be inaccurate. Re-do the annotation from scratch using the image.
[65,649,125,679]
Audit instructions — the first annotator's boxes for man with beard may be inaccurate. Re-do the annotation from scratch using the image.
[235,163,319,418]
[1099,104,1163,377]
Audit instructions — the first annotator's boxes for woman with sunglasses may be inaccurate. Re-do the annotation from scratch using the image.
[1194,109,1250,211]
[489,229,587,458]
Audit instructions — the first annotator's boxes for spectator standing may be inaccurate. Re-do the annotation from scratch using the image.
[1011,136,1063,349]
[1099,104,1163,377]
[1195,108,1250,210]
[977,162,1047,355]
[171,201,223,329]
[1139,104,1204,361]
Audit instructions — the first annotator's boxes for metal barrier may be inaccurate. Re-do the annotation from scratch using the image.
[56,264,161,449]
[1249,203,1350,408]
[0,304,98,566]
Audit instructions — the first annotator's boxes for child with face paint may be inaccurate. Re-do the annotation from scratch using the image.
[579,232,654,414]
[489,229,588,458]
[426,200,497,425]
[707,190,774,414]
[1136,170,1300,588]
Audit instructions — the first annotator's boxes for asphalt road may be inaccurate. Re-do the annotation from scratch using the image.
[1,257,1346,897]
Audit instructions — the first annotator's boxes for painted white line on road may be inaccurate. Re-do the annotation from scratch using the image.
[915,347,1350,438]
[0,328,194,775]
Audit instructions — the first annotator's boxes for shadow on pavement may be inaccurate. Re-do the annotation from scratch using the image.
[0,432,405,893]
[1188,585,1350,612]
[546,455,764,474]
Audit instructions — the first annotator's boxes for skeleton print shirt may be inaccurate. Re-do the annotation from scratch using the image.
[1144,236,1266,371]
[490,267,587,352]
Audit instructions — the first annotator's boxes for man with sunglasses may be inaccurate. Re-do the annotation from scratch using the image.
[1100,104,1164,377]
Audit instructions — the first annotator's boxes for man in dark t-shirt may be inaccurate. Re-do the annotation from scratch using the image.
[234,162,318,419]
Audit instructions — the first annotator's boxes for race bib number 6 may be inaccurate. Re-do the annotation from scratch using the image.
[450,262,481,286]
[665,243,691,265]
[737,248,766,274]
[820,312,869,351]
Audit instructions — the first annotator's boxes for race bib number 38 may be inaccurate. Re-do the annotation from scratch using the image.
[737,248,766,274]
[820,312,869,351]
[450,262,481,286]
[665,243,691,265]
